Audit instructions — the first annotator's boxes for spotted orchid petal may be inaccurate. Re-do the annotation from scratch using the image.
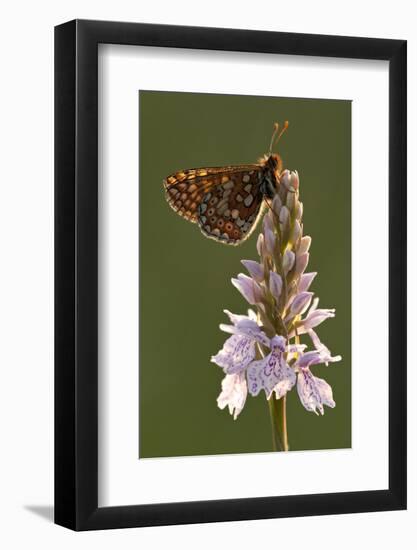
[220,310,269,346]
[246,336,296,399]
[217,372,248,420]
[297,368,335,415]
[213,310,270,373]
[211,333,257,374]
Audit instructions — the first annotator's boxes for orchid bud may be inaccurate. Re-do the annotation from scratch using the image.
[298,236,311,255]
[283,249,295,275]
[241,259,264,283]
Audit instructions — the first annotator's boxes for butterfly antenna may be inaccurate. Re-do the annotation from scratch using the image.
[268,123,280,155]
[269,120,289,155]
[274,120,289,149]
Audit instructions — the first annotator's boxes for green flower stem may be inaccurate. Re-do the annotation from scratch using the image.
[268,395,289,452]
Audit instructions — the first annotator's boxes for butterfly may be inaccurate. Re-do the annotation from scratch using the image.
[163,122,289,245]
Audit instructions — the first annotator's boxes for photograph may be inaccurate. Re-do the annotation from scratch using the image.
[0,4,409,545]
[139,90,351,457]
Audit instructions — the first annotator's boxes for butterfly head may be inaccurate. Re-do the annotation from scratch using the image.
[259,121,289,196]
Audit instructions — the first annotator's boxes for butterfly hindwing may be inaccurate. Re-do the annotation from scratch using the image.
[196,168,265,245]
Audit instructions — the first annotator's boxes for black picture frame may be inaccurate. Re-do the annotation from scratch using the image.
[54,19,407,531]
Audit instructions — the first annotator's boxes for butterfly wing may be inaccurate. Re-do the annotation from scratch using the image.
[197,168,266,245]
[164,165,265,245]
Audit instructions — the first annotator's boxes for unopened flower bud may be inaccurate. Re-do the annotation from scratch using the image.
[264,229,276,255]
[272,194,282,215]
[295,252,309,276]
[269,271,283,300]
[231,273,264,305]
[241,259,264,283]
[298,272,317,293]
[286,192,295,210]
[280,170,291,189]
[291,291,314,315]
[298,236,311,255]
[283,249,295,275]
[263,210,274,234]
[279,206,290,233]
[290,219,302,246]
[256,233,264,256]
[291,171,299,190]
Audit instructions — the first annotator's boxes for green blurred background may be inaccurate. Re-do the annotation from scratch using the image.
[139,91,351,458]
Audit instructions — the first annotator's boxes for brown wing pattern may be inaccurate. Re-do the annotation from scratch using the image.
[195,168,266,245]
[164,168,226,222]
[163,165,262,224]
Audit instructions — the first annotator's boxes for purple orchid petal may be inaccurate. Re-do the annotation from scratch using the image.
[294,350,323,369]
[291,171,300,190]
[295,252,309,276]
[269,271,283,301]
[297,369,335,415]
[283,249,295,274]
[279,206,290,232]
[299,308,336,332]
[298,272,317,293]
[217,372,248,420]
[272,194,282,215]
[263,211,274,234]
[211,333,256,374]
[308,329,342,365]
[264,228,276,255]
[241,259,264,283]
[280,170,291,189]
[290,291,314,316]
[247,339,296,399]
[231,273,263,305]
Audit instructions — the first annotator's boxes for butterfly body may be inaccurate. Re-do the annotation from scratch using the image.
[163,152,283,245]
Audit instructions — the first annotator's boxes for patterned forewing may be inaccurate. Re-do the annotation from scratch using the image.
[196,168,265,245]
[163,165,262,226]
[163,168,217,222]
